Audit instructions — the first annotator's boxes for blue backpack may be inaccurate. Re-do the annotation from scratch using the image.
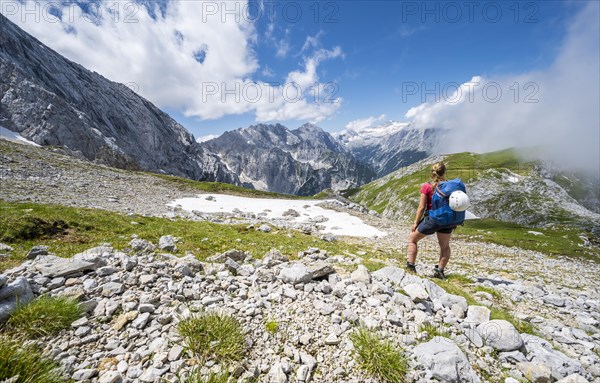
[429,178,467,227]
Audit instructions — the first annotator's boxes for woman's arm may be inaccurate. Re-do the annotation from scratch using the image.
[411,193,428,232]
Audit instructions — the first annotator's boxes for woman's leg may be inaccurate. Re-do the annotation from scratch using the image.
[436,232,452,269]
[407,230,426,264]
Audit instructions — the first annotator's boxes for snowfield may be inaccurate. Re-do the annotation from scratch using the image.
[168,195,387,238]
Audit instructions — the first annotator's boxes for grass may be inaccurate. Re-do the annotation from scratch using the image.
[456,218,600,260]
[489,308,537,335]
[177,312,246,365]
[349,327,408,383]
[418,323,450,340]
[181,369,231,383]
[0,200,378,272]
[265,319,278,334]
[360,258,386,272]
[474,286,502,300]
[0,335,73,383]
[4,295,83,338]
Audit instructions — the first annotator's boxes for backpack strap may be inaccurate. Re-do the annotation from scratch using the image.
[435,185,448,198]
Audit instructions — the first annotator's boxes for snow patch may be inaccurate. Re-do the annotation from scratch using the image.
[239,173,268,191]
[168,195,387,238]
[0,126,41,147]
[527,231,544,236]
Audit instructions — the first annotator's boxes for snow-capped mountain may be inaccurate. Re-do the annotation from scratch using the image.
[334,121,443,177]
[202,124,376,195]
[0,14,239,184]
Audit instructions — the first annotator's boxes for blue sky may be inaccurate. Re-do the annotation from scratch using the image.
[165,0,582,136]
[3,0,598,152]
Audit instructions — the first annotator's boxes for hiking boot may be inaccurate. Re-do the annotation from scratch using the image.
[406,262,417,274]
[433,266,446,280]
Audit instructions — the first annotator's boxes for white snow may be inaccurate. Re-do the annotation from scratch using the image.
[0,126,41,147]
[168,195,387,238]
[465,210,479,220]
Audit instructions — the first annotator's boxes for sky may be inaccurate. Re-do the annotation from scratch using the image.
[2,0,599,170]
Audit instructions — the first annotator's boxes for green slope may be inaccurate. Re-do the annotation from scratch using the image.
[347,149,600,260]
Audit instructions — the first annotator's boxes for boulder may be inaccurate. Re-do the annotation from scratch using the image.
[27,245,49,259]
[403,283,429,302]
[73,245,112,267]
[413,337,481,382]
[372,266,405,286]
[279,264,312,285]
[521,334,586,380]
[556,374,590,383]
[516,362,553,383]
[0,276,34,322]
[476,320,523,351]
[465,306,491,325]
[350,265,371,284]
[158,235,177,251]
[34,255,97,278]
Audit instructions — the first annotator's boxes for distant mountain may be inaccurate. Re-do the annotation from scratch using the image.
[202,123,376,195]
[0,14,239,184]
[349,148,600,226]
[334,121,442,177]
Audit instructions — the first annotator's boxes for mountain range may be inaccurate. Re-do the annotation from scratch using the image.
[0,14,438,195]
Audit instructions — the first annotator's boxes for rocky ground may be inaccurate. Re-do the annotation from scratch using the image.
[1,139,599,382]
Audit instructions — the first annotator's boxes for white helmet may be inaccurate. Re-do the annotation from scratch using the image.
[449,191,470,212]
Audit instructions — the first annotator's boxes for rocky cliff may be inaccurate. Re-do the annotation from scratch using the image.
[0,14,239,184]
[203,124,376,195]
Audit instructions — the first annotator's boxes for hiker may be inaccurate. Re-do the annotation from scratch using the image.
[406,161,467,279]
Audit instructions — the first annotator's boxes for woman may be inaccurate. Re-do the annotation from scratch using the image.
[406,161,454,279]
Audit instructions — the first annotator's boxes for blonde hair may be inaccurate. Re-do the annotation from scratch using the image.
[431,162,446,186]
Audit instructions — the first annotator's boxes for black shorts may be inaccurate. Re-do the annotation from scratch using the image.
[417,216,455,235]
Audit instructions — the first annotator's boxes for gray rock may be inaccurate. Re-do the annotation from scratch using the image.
[279,264,312,285]
[477,320,523,351]
[403,283,429,302]
[0,274,6,288]
[72,246,112,267]
[96,266,116,277]
[0,276,34,322]
[27,245,49,259]
[129,239,155,253]
[0,243,13,252]
[296,365,310,382]
[263,248,289,267]
[72,369,98,381]
[120,255,137,271]
[131,312,151,329]
[258,224,272,233]
[158,235,177,252]
[556,374,590,383]
[413,337,481,382]
[543,294,566,307]
[308,262,335,280]
[98,371,122,383]
[351,265,371,284]
[521,334,586,380]
[34,255,97,278]
[283,209,300,217]
[268,363,288,383]
[424,279,447,300]
[437,293,468,312]
[210,249,246,263]
[516,362,553,383]
[101,282,124,297]
[465,306,491,325]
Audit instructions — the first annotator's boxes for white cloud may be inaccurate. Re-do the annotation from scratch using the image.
[345,114,387,132]
[3,1,342,123]
[404,2,599,173]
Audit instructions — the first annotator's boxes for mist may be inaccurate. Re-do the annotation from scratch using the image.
[405,2,599,175]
